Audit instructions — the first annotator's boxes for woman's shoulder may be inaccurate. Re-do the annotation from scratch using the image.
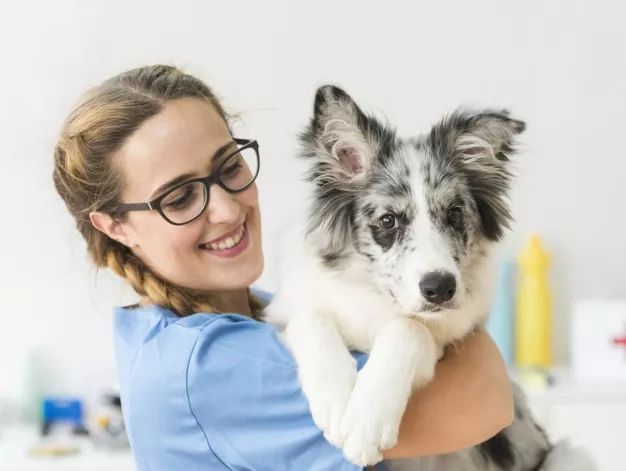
[114,290,295,368]
[111,300,295,469]
[111,293,368,471]
[112,303,242,469]
[113,288,276,370]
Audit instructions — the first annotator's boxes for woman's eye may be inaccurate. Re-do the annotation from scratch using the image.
[447,207,463,227]
[165,188,194,209]
[221,163,242,179]
[379,213,397,229]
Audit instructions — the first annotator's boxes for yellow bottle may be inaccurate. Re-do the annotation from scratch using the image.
[516,234,552,370]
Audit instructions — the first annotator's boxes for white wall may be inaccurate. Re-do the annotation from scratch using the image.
[1,0,624,410]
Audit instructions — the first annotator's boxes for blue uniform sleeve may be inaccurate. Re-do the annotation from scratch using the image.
[186,314,367,471]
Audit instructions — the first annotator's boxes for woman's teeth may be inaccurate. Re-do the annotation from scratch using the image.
[203,226,245,251]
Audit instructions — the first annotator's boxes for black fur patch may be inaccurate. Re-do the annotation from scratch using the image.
[468,173,513,241]
[370,222,400,251]
[321,252,343,269]
[477,431,516,469]
[368,210,410,252]
[529,446,552,471]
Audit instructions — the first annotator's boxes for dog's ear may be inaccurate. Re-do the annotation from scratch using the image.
[430,108,526,242]
[429,107,525,166]
[453,109,525,164]
[299,85,381,186]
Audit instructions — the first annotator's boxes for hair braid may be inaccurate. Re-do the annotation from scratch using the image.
[105,244,205,316]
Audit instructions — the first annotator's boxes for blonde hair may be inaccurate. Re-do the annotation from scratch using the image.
[53,64,263,317]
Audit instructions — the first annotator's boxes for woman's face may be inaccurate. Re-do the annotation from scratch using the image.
[92,97,264,293]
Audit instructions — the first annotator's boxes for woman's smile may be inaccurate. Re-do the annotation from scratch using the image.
[198,222,250,258]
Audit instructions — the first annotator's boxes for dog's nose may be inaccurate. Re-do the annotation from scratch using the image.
[419,271,457,304]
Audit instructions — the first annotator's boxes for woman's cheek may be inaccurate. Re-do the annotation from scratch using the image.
[239,184,259,208]
[168,225,203,253]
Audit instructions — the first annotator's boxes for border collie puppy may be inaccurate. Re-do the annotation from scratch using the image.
[264,85,598,471]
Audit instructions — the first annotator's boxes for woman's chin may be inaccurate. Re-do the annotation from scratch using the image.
[197,255,264,293]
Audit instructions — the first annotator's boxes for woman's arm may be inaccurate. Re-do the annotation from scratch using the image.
[383,328,514,459]
[185,314,511,469]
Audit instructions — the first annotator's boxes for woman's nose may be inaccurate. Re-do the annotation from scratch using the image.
[205,185,240,224]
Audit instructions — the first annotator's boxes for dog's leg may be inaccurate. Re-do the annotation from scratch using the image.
[282,311,358,447]
[338,317,438,467]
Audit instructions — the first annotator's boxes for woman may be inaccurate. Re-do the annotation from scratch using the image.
[52,64,513,471]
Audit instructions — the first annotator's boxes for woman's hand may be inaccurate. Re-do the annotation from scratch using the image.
[382,328,514,459]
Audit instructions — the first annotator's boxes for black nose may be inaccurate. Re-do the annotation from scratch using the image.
[419,272,457,304]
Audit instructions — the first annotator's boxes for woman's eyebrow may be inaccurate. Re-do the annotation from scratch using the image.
[211,140,236,163]
[150,141,236,198]
[150,172,196,199]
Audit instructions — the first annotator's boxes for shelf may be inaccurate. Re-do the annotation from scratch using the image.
[511,365,626,404]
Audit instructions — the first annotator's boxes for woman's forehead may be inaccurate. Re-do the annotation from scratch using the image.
[117,98,230,200]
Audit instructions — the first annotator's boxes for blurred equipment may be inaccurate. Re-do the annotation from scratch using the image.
[487,258,516,367]
[41,397,88,437]
[516,234,552,371]
[91,390,129,449]
[572,298,626,384]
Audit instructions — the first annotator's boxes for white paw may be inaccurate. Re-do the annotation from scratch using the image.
[301,361,357,447]
[338,388,403,466]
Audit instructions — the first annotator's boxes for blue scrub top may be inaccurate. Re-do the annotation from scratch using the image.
[113,290,388,470]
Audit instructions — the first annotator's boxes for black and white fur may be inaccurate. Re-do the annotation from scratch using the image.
[264,85,598,470]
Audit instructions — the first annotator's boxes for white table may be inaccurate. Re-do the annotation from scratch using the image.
[516,366,626,471]
[0,426,136,471]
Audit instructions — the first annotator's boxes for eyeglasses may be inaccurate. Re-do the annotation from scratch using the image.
[115,138,260,226]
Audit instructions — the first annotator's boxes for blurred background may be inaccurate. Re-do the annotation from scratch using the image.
[0,0,624,469]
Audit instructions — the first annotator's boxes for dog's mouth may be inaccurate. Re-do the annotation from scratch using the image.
[418,300,458,314]
[386,290,460,317]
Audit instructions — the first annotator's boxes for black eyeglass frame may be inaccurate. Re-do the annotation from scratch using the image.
[115,138,260,226]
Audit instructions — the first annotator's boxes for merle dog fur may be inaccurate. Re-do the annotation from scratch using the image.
[264,84,598,471]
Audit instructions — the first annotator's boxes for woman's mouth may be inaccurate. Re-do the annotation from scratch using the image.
[198,224,250,258]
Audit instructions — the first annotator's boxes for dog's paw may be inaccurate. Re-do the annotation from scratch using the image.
[337,387,402,466]
[339,412,398,466]
[308,384,353,447]
[300,359,357,447]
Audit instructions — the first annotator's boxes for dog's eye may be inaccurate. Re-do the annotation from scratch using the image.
[380,213,397,229]
[447,207,463,226]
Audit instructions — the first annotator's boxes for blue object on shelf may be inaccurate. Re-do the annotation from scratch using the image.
[487,258,515,367]
[41,397,88,436]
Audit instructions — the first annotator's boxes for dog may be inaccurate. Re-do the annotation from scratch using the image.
[263,84,598,470]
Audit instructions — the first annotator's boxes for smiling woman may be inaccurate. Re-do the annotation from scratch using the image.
[51,64,513,471]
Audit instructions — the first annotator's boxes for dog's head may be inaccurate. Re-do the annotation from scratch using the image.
[299,85,524,316]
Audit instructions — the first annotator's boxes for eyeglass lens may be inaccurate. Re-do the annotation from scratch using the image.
[159,146,258,224]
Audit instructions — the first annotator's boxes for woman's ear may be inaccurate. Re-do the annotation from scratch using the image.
[89,211,137,248]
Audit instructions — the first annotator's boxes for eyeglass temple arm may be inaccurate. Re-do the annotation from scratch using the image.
[117,202,153,213]
[234,137,255,146]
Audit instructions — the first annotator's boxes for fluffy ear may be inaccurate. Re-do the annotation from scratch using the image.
[299,85,381,186]
[451,108,525,164]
